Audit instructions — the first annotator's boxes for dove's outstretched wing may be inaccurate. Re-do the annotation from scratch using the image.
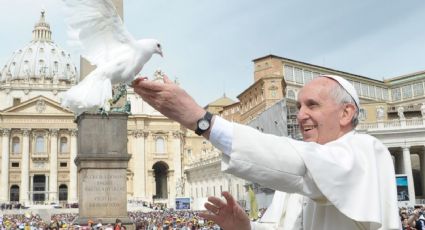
[63,0,135,66]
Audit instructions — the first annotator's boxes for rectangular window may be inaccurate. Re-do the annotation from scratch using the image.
[361,83,369,97]
[303,70,313,83]
[353,82,361,95]
[382,88,389,100]
[60,162,67,167]
[312,72,321,78]
[376,87,383,100]
[294,68,303,84]
[413,83,424,97]
[369,86,376,98]
[13,98,21,106]
[11,162,19,168]
[284,65,294,82]
[402,85,412,99]
[392,88,401,101]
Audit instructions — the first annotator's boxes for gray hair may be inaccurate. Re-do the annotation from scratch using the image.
[329,83,359,128]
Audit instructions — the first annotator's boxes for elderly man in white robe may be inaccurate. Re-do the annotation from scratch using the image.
[133,74,400,230]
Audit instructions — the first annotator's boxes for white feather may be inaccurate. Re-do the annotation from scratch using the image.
[60,0,163,115]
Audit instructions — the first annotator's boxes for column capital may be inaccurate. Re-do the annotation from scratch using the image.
[143,131,149,137]
[49,128,59,137]
[69,129,78,137]
[2,128,11,136]
[22,129,31,137]
[132,130,146,138]
[172,131,182,139]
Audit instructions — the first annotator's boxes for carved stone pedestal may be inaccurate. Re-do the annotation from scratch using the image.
[74,113,134,229]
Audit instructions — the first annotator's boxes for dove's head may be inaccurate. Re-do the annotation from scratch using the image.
[138,39,163,57]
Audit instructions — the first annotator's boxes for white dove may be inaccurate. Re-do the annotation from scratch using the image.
[60,0,163,115]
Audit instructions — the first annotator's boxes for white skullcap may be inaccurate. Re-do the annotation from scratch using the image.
[320,75,360,109]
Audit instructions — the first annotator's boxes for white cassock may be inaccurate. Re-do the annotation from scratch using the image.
[251,191,303,230]
[210,117,400,230]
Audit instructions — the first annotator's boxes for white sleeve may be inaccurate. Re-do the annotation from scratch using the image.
[209,116,233,156]
[210,117,324,200]
[222,123,324,200]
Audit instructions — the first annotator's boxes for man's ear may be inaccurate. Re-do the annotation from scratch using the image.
[340,104,356,127]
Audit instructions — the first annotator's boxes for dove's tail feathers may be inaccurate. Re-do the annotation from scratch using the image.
[60,72,112,115]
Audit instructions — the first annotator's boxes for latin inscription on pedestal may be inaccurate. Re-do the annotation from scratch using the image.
[79,169,127,217]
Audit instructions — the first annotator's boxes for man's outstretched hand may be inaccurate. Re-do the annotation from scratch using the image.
[199,191,251,230]
[132,76,206,132]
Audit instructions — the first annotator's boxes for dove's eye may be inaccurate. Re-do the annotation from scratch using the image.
[157,44,161,49]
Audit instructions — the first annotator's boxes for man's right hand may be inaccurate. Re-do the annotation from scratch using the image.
[132,75,206,132]
[199,191,251,230]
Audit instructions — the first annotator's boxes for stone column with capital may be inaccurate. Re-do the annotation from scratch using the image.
[172,131,182,197]
[69,129,78,203]
[1,129,11,202]
[20,129,30,204]
[402,146,415,204]
[49,129,59,203]
[132,130,146,199]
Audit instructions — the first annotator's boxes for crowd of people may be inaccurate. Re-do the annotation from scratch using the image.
[2,205,424,229]
[0,210,222,229]
[400,205,425,230]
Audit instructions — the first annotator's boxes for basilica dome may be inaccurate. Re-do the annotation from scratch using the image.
[0,11,78,85]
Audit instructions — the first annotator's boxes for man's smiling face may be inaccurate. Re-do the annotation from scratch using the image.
[296,78,346,144]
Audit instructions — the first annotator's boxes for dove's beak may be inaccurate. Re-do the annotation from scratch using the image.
[159,51,163,57]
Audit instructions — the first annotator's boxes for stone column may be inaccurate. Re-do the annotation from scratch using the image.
[421,148,425,199]
[20,129,30,205]
[172,131,182,197]
[29,175,33,204]
[1,129,11,202]
[402,146,415,203]
[148,170,155,201]
[168,170,175,208]
[49,129,59,203]
[69,129,78,203]
[132,130,146,199]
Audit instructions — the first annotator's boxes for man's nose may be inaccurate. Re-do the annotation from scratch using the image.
[296,107,308,121]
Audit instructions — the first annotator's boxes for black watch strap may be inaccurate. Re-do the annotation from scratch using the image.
[195,111,213,136]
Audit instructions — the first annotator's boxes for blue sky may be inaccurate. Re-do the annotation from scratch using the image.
[1,0,425,106]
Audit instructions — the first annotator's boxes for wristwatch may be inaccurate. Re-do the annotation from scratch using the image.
[195,111,213,136]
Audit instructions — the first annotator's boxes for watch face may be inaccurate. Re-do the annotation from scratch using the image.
[199,119,210,130]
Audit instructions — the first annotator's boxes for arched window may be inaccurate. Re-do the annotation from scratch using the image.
[35,135,44,153]
[155,137,165,153]
[60,137,68,153]
[10,185,19,202]
[59,184,68,201]
[12,137,20,154]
